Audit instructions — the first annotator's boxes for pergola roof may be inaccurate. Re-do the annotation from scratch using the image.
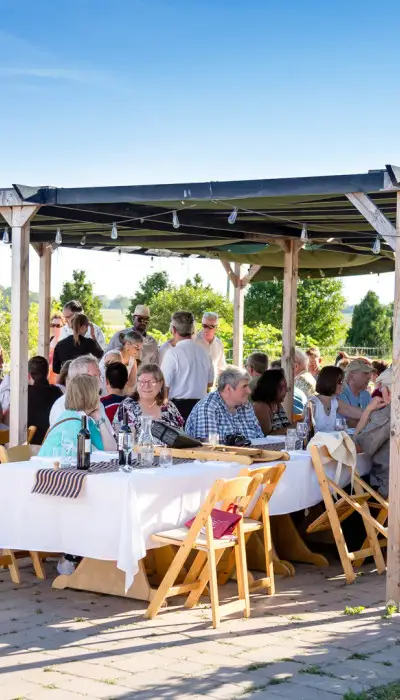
[1,165,399,279]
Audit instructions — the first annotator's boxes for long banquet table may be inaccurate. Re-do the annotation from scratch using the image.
[0,447,371,601]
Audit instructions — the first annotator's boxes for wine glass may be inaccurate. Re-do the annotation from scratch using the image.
[61,432,74,468]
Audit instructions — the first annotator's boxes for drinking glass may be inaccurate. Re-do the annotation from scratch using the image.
[140,444,154,468]
[296,422,307,449]
[285,428,297,452]
[335,416,347,432]
[159,446,173,469]
[208,432,219,447]
[61,432,74,467]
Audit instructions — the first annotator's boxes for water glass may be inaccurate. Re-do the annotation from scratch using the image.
[208,432,219,447]
[296,422,308,450]
[61,432,74,467]
[335,417,347,432]
[285,428,297,452]
[140,444,154,468]
[159,446,173,469]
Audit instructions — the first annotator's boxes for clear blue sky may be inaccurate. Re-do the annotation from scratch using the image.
[0,0,398,303]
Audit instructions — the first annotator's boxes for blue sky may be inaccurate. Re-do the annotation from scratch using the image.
[0,0,398,303]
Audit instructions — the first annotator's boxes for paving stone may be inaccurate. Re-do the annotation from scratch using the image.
[326,658,400,685]
[289,670,364,695]
[254,684,343,700]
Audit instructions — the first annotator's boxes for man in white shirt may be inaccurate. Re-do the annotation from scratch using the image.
[49,354,116,450]
[196,312,226,381]
[60,300,106,350]
[107,304,159,365]
[161,311,214,422]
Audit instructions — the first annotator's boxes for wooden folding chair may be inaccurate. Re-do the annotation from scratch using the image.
[307,444,387,583]
[0,444,32,463]
[145,474,263,628]
[26,426,37,445]
[0,428,9,445]
[218,464,286,594]
[0,425,36,448]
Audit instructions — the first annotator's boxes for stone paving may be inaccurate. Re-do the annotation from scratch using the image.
[1,558,400,700]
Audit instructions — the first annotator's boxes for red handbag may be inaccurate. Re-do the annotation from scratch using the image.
[185,504,242,539]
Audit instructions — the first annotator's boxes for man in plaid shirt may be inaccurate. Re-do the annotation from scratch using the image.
[186,367,264,441]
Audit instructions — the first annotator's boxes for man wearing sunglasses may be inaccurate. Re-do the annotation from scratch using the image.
[107,304,159,366]
[196,312,226,381]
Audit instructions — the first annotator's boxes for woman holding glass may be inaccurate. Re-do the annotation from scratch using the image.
[39,375,108,457]
[309,366,364,431]
[99,329,143,394]
[118,364,184,439]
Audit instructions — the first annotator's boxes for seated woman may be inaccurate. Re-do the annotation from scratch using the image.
[309,366,364,431]
[118,364,184,438]
[52,314,103,381]
[39,374,108,456]
[252,369,297,435]
[99,329,143,394]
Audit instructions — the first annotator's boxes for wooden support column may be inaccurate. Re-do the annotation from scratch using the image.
[386,190,400,604]
[38,244,52,359]
[281,240,300,418]
[0,205,39,446]
[233,263,245,366]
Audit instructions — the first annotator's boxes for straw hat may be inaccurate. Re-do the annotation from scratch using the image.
[133,305,150,318]
[345,359,372,374]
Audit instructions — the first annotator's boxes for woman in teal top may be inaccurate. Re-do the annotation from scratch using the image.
[39,374,106,457]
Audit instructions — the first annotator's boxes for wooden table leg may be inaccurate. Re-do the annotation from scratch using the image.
[271,514,329,568]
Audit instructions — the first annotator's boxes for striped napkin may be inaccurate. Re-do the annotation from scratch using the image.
[32,468,87,499]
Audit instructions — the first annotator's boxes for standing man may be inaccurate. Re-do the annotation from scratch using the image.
[161,311,214,422]
[294,348,316,397]
[107,304,159,365]
[60,300,106,350]
[196,312,226,380]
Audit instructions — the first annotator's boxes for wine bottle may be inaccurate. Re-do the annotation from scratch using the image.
[305,401,316,448]
[118,408,132,466]
[77,415,91,470]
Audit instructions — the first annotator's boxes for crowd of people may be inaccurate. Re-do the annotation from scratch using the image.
[0,298,392,497]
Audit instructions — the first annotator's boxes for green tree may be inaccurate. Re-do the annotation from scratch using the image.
[59,270,104,328]
[346,291,392,349]
[244,278,346,346]
[148,276,233,333]
[127,271,171,324]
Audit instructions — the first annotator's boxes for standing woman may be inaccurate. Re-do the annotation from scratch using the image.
[99,329,143,394]
[48,313,65,384]
[52,313,103,381]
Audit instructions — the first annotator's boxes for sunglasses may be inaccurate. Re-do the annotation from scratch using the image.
[135,316,149,323]
[202,324,217,330]
[51,323,62,328]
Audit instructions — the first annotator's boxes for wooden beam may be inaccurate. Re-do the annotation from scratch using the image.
[220,259,239,287]
[281,240,300,417]
[232,263,245,367]
[386,190,400,605]
[346,192,396,251]
[240,264,262,287]
[38,244,52,359]
[0,205,39,446]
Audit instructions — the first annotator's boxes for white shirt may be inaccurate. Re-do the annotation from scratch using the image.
[196,332,226,378]
[309,395,338,432]
[60,322,106,350]
[49,394,112,433]
[161,339,214,400]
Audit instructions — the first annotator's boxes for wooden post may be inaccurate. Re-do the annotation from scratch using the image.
[0,205,38,446]
[281,241,300,418]
[386,190,400,604]
[233,263,244,367]
[38,244,52,359]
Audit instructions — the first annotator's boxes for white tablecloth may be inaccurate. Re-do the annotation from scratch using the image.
[0,449,370,589]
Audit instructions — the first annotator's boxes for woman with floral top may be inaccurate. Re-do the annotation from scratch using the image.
[118,364,184,439]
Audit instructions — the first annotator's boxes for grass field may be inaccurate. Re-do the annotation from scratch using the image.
[102,308,126,329]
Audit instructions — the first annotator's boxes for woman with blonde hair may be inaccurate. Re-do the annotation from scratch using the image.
[39,374,108,456]
[52,313,103,381]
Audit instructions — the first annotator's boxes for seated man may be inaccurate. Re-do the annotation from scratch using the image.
[294,348,316,397]
[28,356,63,444]
[306,347,322,378]
[355,368,391,498]
[245,352,269,393]
[338,359,371,427]
[186,367,263,442]
[100,362,128,423]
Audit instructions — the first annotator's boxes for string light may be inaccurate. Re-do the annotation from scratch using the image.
[80,235,86,246]
[2,227,10,244]
[172,211,180,229]
[111,222,118,240]
[228,208,238,225]
[372,235,381,255]
[300,224,308,242]
[319,269,325,278]
[327,237,334,243]
[55,228,62,245]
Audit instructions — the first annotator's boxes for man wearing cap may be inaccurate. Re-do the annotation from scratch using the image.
[196,312,226,380]
[338,359,372,422]
[107,305,159,365]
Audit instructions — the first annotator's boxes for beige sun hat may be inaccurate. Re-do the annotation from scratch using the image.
[345,359,372,374]
[133,305,150,317]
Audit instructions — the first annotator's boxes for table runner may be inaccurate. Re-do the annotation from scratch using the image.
[32,468,87,498]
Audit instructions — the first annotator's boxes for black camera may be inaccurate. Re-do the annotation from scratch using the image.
[224,434,252,447]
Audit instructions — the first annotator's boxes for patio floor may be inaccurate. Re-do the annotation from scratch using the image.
[1,559,400,700]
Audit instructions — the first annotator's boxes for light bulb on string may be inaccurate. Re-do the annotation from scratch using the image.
[2,227,10,244]
[319,269,325,278]
[300,224,308,242]
[372,235,381,255]
[111,222,118,240]
[228,208,238,225]
[172,211,180,229]
[80,235,86,246]
[55,228,62,245]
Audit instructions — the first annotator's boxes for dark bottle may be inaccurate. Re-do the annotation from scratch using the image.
[118,408,132,466]
[77,415,91,470]
[305,401,316,448]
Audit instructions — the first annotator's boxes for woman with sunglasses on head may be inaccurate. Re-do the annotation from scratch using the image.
[99,329,143,394]
[48,314,64,384]
[117,363,184,438]
[309,366,364,431]
[52,314,103,383]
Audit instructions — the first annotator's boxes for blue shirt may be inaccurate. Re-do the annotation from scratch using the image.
[338,384,371,410]
[186,391,264,441]
[39,410,104,457]
[293,386,307,415]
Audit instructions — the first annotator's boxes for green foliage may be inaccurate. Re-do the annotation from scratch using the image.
[148,275,233,334]
[0,292,57,360]
[344,683,400,700]
[347,291,392,349]
[59,270,104,328]
[343,605,365,615]
[127,271,170,324]
[244,278,346,346]
[382,603,398,619]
